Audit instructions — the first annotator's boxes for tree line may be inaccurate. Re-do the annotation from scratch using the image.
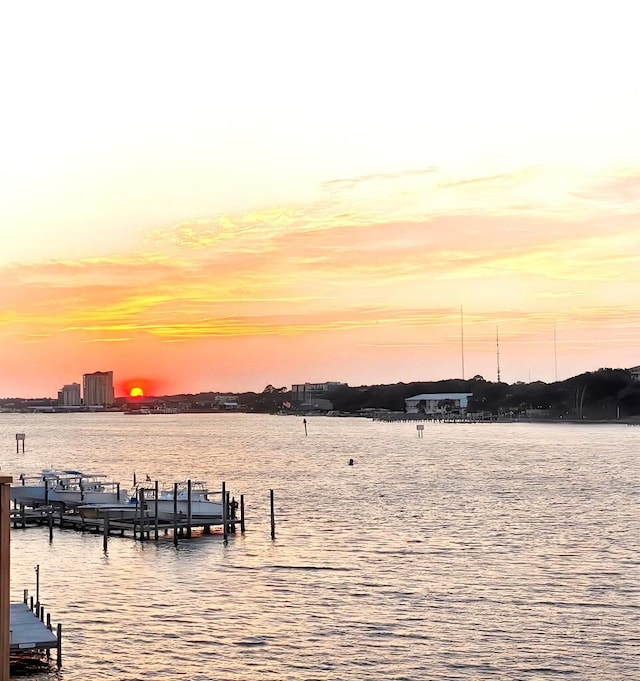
[233,368,640,418]
[4,368,639,418]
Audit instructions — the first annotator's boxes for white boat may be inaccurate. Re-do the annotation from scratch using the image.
[146,482,224,519]
[10,470,123,508]
[10,470,59,505]
[48,472,122,508]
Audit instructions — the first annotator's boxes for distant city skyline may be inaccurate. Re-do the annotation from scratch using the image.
[1,3,639,398]
[2,361,639,401]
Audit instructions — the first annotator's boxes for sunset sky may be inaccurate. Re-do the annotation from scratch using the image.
[2,1,639,398]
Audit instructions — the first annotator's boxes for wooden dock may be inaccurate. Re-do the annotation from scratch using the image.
[10,596,61,669]
[10,491,245,549]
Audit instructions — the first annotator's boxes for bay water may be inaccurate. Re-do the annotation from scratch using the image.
[1,413,638,680]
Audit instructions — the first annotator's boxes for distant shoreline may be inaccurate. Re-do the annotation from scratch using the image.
[1,410,639,426]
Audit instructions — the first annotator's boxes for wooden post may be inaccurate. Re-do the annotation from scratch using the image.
[0,475,12,681]
[240,494,245,534]
[103,510,110,553]
[138,488,146,541]
[303,418,307,436]
[222,481,227,544]
[56,622,62,667]
[270,489,276,540]
[48,506,54,542]
[173,483,178,547]
[132,493,138,540]
[116,482,121,502]
[186,479,192,539]
[154,480,159,541]
[44,478,49,505]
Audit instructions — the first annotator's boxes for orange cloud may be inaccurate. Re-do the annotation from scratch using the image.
[2,161,639,395]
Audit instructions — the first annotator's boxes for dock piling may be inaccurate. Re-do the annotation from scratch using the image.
[56,623,62,668]
[222,481,227,544]
[240,494,245,534]
[154,480,159,540]
[270,489,276,540]
[172,483,178,547]
[138,488,146,541]
[103,511,110,553]
[186,480,192,539]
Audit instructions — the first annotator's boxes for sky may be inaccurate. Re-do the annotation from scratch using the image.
[1,1,639,398]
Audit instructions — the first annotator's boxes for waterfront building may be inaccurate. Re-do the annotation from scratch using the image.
[405,392,473,416]
[629,366,640,381]
[82,371,115,407]
[214,395,239,409]
[291,382,347,405]
[57,382,81,406]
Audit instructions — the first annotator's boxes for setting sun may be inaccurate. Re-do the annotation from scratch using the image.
[129,387,144,397]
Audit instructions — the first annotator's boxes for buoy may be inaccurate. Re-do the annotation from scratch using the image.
[348,459,354,466]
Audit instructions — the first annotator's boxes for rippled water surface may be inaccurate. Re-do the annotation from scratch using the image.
[2,414,638,680]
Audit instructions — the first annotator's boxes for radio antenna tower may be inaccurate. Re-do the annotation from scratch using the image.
[496,326,501,383]
[553,322,558,382]
[460,306,465,380]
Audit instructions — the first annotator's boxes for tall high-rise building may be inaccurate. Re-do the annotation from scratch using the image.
[82,371,115,407]
[58,382,81,406]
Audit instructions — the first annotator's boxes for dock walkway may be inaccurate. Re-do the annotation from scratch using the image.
[10,499,244,549]
[10,602,61,667]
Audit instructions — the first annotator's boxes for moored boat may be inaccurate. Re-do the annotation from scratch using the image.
[10,470,123,508]
[149,481,224,519]
[10,470,59,505]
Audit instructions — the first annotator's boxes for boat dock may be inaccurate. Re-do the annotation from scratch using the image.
[10,480,246,549]
[10,593,62,670]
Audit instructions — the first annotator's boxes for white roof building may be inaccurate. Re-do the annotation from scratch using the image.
[405,392,473,415]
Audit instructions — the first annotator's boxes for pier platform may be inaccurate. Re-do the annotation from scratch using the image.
[10,502,244,548]
[10,601,61,668]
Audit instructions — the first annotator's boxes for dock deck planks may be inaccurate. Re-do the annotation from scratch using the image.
[10,603,58,651]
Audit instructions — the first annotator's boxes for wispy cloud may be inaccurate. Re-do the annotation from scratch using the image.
[321,167,437,192]
[572,169,640,203]
[2,162,639,367]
